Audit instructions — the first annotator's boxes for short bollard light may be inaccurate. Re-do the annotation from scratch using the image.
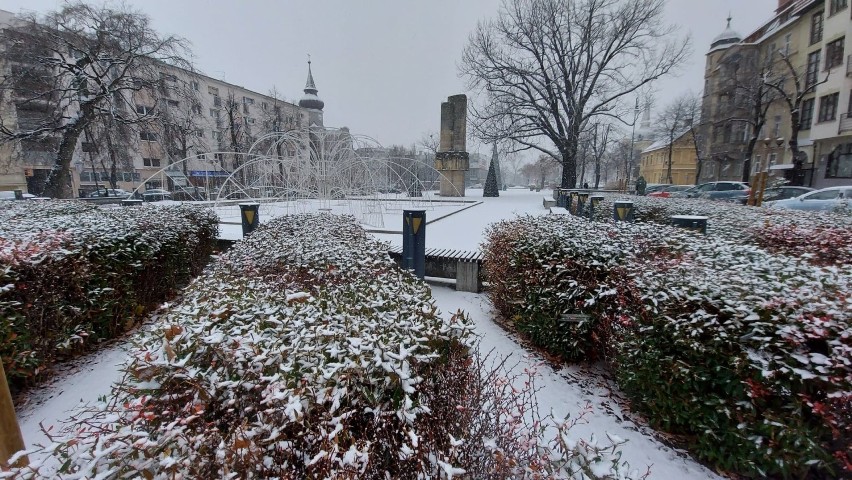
[588,195,604,220]
[402,209,426,279]
[671,215,708,234]
[556,189,567,208]
[239,202,260,237]
[613,201,634,222]
[576,192,589,216]
[121,199,144,207]
[569,191,579,214]
[13,190,23,201]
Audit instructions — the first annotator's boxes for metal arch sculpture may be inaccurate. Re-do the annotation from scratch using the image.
[134,125,464,228]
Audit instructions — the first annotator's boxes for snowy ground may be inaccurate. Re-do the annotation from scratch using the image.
[14,187,720,478]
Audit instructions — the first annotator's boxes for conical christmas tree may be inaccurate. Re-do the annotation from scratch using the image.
[484,157,499,197]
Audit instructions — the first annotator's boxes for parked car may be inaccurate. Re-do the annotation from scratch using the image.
[88,188,130,198]
[674,181,749,199]
[0,191,36,200]
[765,186,852,211]
[643,184,671,195]
[739,186,814,204]
[142,188,172,202]
[647,185,692,198]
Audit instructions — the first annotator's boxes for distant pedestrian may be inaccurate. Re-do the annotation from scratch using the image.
[583,182,589,189]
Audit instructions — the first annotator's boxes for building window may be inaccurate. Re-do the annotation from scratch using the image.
[261,102,268,111]
[196,129,204,137]
[818,93,839,122]
[810,11,823,45]
[139,131,158,142]
[769,153,777,167]
[783,33,792,56]
[143,157,161,167]
[208,86,219,95]
[197,153,206,159]
[806,51,821,87]
[825,37,845,70]
[136,105,153,115]
[826,143,852,178]
[243,97,254,105]
[191,81,199,91]
[191,104,202,115]
[167,99,179,107]
[159,72,177,82]
[209,108,218,118]
[773,115,782,137]
[81,142,95,153]
[214,153,224,161]
[800,98,815,129]
[213,95,222,107]
[829,0,848,16]
[243,103,250,114]
[753,155,761,173]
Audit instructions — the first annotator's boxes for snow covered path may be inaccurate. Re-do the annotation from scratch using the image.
[430,287,721,479]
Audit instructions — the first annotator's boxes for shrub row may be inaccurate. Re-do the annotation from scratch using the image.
[11,214,643,479]
[589,195,852,266]
[0,202,218,388]
[484,214,851,478]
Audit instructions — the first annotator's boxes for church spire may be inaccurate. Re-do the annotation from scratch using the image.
[299,55,324,111]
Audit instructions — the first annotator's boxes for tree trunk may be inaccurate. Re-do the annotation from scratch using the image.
[742,134,759,183]
[666,141,674,184]
[560,142,578,189]
[45,123,85,198]
[788,108,803,186]
[594,159,601,189]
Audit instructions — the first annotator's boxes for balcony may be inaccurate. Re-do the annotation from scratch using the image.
[840,113,852,134]
[847,55,852,77]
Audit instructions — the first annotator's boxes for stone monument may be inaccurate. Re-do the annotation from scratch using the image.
[435,95,469,197]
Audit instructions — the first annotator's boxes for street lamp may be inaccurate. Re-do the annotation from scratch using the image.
[628,98,641,191]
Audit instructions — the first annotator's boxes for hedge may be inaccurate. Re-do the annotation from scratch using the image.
[0,201,218,388]
[9,214,644,479]
[589,195,852,266]
[484,214,851,478]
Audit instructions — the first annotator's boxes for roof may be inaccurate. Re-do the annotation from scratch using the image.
[642,130,691,153]
[709,17,741,51]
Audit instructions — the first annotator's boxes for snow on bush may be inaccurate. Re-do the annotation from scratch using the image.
[7,214,644,479]
[0,201,218,387]
[589,195,852,266]
[484,214,851,478]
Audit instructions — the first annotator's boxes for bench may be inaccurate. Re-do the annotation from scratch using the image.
[549,206,570,215]
[387,245,483,292]
[543,197,557,208]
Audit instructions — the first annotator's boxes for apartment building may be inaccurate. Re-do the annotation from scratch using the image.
[0,8,315,197]
[700,0,851,188]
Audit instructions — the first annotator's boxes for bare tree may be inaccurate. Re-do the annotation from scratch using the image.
[156,73,207,176]
[0,2,191,198]
[655,93,700,184]
[460,0,689,189]
[764,51,830,186]
[520,154,560,187]
[588,122,612,189]
[418,130,440,154]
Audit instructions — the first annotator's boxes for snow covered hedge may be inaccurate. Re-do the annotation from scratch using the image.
[484,214,851,478]
[10,214,645,479]
[589,195,852,266]
[0,201,218,387]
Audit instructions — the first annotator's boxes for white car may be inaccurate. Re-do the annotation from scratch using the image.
[765,186,852,212]
[0,191,36,200]
[88,188,131,198]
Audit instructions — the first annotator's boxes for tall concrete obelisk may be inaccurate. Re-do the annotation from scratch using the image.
[435,95,469,197]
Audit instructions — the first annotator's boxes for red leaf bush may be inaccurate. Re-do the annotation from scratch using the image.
[484,214,851,478]
[0,201,218,389]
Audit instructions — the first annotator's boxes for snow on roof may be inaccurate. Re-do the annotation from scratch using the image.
[642,130,691,154]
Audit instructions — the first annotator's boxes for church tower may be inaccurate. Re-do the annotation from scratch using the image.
[299,58,325,127]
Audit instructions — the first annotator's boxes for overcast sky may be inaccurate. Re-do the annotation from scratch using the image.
[2,0,777,157]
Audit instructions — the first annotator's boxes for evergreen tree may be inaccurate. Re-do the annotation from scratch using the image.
[484,157,499,197]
